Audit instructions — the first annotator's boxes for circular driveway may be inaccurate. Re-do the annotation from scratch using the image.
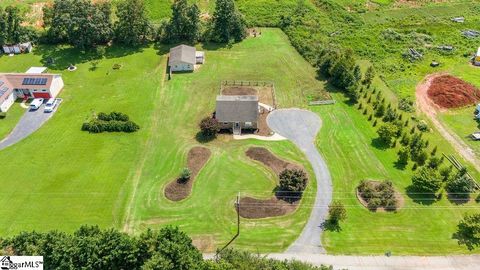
[267,109,333,254]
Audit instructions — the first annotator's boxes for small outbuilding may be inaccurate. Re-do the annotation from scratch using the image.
[215,95,259,135]
[168,45,205,72]
[2,42,33,54]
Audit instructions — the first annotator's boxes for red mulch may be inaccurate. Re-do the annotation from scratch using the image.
[238,147,306,219]
[427,75,480,108]
[164,147,211,201]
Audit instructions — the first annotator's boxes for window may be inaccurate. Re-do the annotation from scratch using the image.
[245,122,252,127]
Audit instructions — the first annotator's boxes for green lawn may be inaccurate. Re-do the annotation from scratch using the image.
[0,101,25,139]
[125,28,325,252]
[0,29,324,252]
[0,45,163,234]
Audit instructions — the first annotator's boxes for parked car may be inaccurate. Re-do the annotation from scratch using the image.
[44,98,59,113]
[29,98,44,110]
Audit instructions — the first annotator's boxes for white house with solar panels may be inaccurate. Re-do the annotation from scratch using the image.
[0,70,64,112]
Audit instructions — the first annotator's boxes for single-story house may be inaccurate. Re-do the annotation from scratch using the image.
[474,47,480,66]
[0,73,64,112]
[2,42,33,54]
[215,95,259,135]
[168,45,205,72]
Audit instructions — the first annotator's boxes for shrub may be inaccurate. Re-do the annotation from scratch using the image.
[411,167,442,195]
[278,169,308,201]
[358,180,398,211]
[446,168,477,199]
[82,112,139,133]
[417,121,429,132]
[0,112,6,119]
[328,201,346,224]
[179,168,192,183]
[199,117,220,137]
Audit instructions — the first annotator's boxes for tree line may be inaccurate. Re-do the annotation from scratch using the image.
[0,225,333,270]
[0,0,246,50]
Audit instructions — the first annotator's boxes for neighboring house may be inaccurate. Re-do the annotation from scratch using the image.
[474,47,480,66]
[475,103,480,119]
[0,73,64,112]
[215,95,259,135]
[168,45,205,72]
[2,42,33,54]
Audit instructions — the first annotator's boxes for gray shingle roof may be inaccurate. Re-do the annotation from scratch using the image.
[169,45,196,66]
[216,95,259,122]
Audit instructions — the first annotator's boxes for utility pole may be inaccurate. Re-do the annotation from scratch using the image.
[216,192,240,258]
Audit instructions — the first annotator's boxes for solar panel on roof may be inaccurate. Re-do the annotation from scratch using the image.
[22,77,48,86]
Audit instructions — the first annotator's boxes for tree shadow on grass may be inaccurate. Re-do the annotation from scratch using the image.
[320,220,342,232]
[405,185,438,205]
[274,188,302,204]
[447,193,471,205]
[393,160,407,170]
[33,44,146,70]
[371,137,389,150]
[195,131,216,144]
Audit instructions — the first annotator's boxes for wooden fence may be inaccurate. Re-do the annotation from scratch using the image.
[220,80,277,109]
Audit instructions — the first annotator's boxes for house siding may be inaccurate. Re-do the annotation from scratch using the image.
[170,61,194,72]
[0,93,15,112]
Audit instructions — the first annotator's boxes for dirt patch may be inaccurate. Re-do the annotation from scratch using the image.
[221,84,276,108]
[222,87,258,96]
[238,147,305,219]
[238,197,298,219]
[192,235,216,252]
[246,147,301,174]
[416,73,480,172]
[164,147,211,201]
[427,75,480,109]
[356,181,404,212]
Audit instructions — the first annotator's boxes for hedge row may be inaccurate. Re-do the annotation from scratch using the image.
[82,112,139,133]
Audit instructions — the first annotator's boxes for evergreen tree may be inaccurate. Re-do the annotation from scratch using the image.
[115,0,151,46]
[164,0,200,43]
[211,0,246,43]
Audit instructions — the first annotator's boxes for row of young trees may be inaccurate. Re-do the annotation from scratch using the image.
[354,74,478,202]
[0,225,332,270]
[39,0,246,50]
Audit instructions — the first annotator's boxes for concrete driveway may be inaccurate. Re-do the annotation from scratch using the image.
[0,104,59,150]
[267,108,333,254]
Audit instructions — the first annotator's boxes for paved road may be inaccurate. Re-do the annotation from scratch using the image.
[267,108,333,254]
[266,253,480,270]
[0,104,58,150]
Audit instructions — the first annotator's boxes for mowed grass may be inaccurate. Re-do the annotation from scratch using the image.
[317,89,480,255]
[0,45,163,234]
[126,28,327,252]
[0,101,25,139]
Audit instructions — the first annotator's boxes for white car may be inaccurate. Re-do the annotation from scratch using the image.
[29,98,44,110]
[44,98,59,113]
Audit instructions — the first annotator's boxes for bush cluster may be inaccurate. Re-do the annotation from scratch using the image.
[357,180,398,211]
[82,112,139,133]
[278,168,308,202]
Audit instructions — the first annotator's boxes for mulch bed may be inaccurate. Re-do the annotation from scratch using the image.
[238,197,298,219]
[356,181,405,212]
[221,87,258,96]
[246,147,301,174]
[427,75,480,108]
[164,146,211,201]
[238,147,305,219]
